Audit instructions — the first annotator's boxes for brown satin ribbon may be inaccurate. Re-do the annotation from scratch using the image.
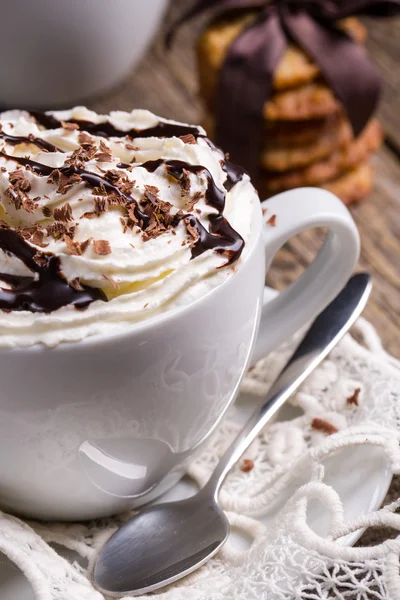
[167,0,400,179]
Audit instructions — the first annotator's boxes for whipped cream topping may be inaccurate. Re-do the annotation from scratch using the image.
[0,107,257,347]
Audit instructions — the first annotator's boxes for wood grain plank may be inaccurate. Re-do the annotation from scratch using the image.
[363,17,400,150]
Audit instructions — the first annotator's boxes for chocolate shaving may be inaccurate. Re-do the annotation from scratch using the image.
[92,182,108,196]
[47,222,70,240]
[93,239,111,255]
[63,236,91,256]
[61,120,79,131]
[79,238,92,253]
[126,143,139,151]
[94,196,108,214]
[186,191,203,211]
[267,214,277,227]
[157,199,173,214]
[95,140,112,163]
[179,134,197,145]
[69,277,84,291]
[30,230,48,248]
[81,211,97,220]
[346,387,361,406]
[144,184,160,201]
[179,169,191,197]
[53,203,73,222]
[65,145,97,167]
[185,217,200,242]
[118,179,135,196]
[22,197,39,214]
[9,169,31,193]
[48,169,82,194]
[64,235,83,256]
[5,187,23,211]
[33,253,48,267]
[7,168,35,213]
[104,169,122,185]
[18,226,37,240]
[240,459,254,472]
[120,217,128,233]
[78,132,93,145]
[42,206,52,218]
[311,418,338,435]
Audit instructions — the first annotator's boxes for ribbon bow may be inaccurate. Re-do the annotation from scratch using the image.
[167,0,400,178]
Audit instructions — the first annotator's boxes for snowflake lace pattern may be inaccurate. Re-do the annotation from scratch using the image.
[0,317,400,600]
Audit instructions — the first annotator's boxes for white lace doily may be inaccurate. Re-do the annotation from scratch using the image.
[1,317,400,600]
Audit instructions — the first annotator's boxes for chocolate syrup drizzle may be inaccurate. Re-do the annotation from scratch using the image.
[141,159,225,212]
[0,132,59,153]
[0,227,106,312]
[30,111,201,142]
[140,159,244,265]
[203,136,247,191]
[222,159,247,192]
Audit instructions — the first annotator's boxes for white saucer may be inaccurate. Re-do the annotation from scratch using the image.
[0,396,392,599]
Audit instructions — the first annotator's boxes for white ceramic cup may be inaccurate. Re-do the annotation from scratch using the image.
[0,188,359,520]
[0,0,167,108]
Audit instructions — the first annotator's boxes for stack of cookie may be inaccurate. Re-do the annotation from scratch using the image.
[197,13,383,204]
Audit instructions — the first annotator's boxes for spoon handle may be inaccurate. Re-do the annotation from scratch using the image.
[206,273,372,499]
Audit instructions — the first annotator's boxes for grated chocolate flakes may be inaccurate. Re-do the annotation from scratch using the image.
[93,239,111,255]
[61,120,79,131]
[185,218,199,242]
[179,134,197,145]
[31,232,48,248]
[42,206,52,218]
[95,140,112,163]
[9,169,31,193]
[240,458,254,472]
[53,203,73,222]
[311,418,338,435]
[94,196,109,215]
[144,184,160,202]
[180,169,191,197]
[346,387,361,406]
[48,169,82,195]
[186,191,202,211]
[69,277,84,291]
[78,132,94,145]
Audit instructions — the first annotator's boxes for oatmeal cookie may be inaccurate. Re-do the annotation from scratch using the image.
[261,120,382,192]
[322,161,374,205]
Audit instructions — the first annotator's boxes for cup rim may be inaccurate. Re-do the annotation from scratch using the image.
[4,201,263,353]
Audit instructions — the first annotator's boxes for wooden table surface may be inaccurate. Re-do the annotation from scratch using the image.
[89,2,400,545]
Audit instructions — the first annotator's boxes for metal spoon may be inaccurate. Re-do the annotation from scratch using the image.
[94,273,372,597]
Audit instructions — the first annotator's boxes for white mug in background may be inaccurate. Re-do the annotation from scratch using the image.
[0,188,359,520]
[0,0,167,108]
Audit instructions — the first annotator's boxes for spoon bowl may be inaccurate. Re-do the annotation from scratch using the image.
[94,492,229,596]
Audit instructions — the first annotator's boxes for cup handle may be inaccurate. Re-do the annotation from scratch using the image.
[251,187,360,364]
